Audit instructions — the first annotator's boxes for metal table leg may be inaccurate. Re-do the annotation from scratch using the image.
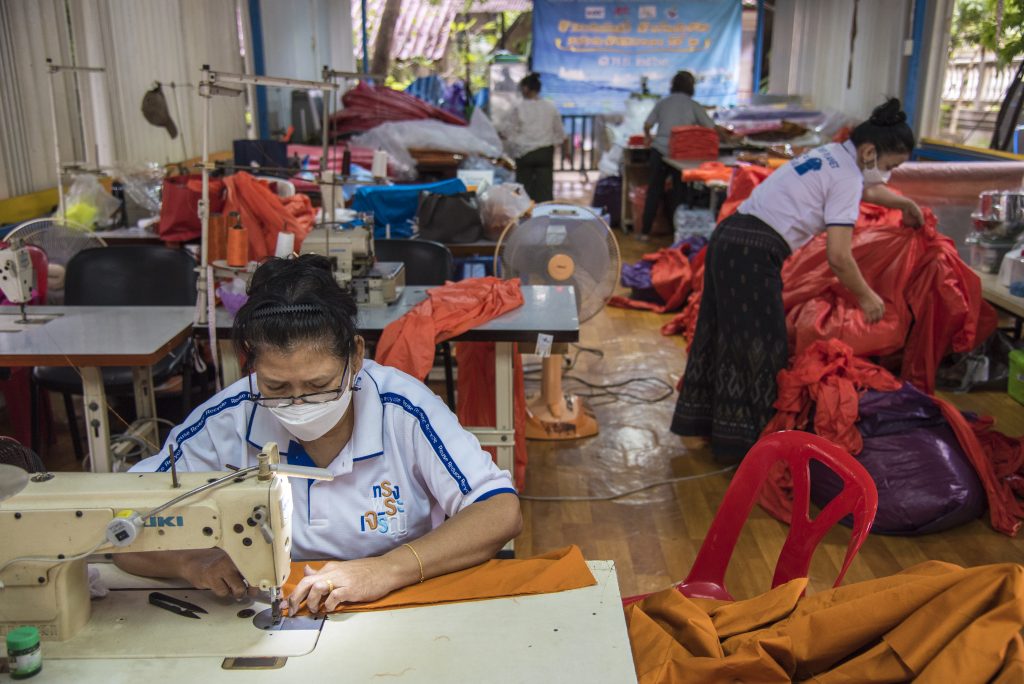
[80,367,112,473]
[493,342,515,482]
[132,366,158,449]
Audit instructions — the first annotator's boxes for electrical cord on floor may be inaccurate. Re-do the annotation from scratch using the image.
[523,343,674,404]
[518,465,737,502]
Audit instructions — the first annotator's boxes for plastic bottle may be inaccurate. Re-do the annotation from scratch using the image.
[6,626,42,679]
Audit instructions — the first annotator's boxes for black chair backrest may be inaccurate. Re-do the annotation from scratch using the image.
[374,239,454,286]
[64,246,197,306]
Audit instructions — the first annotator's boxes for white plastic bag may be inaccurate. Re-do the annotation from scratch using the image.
[480,183,533,240]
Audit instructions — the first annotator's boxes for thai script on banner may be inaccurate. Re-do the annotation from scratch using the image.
[532,0,741,113]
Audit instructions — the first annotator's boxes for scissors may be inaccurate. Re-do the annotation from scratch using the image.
[148,592,209,619]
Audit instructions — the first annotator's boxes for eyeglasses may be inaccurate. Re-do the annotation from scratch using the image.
[251,360,350,408]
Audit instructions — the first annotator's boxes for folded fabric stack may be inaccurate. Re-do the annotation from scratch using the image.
[668,125,719,160]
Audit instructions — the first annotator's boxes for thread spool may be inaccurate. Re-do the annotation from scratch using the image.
[372,149,388,178]
[226,214,248,267]
[274,231,295,259]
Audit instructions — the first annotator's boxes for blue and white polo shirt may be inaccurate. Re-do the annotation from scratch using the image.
[131,360,517,561]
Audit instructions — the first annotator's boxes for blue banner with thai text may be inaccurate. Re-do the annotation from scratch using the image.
[532,0,741,113]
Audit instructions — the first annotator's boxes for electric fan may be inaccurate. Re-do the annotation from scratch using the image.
[4,218,108,304]
[494,203,621,440]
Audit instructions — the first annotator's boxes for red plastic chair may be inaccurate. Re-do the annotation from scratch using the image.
[624,431,878,605]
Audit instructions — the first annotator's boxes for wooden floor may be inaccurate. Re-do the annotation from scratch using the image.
[513,226,1024,600]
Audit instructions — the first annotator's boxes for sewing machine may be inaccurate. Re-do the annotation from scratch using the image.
[300,224,405,307]
[0,241,36,322]
[0,444,325,642]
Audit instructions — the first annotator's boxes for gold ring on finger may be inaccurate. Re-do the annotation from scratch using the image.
[325,579,335,593]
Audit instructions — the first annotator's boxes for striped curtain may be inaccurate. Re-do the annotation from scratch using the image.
[0,0,249,200]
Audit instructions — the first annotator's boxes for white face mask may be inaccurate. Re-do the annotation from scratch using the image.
[268,387,353,442]
[862,159,891,186]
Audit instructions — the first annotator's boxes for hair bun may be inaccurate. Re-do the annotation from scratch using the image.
[869,98,907,127]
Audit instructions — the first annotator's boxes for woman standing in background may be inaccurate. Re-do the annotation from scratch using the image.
[499,73,566,203]
[640,70,716,241]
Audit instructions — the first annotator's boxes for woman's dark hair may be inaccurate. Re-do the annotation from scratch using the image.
[670,71,695,96]
[850,98,916,155]
[519,72,542,94]
[233,254,358,366]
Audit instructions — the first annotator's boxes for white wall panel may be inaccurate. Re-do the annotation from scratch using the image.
[768,0,910,121]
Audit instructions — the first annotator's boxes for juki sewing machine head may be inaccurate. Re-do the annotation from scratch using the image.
[299,224,405,307]
[0,443,327,641]
[0,240,36,321]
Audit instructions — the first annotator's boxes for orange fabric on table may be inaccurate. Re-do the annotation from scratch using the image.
[681,161,733,185]
[625,561,1024,683]
[375,277,524,381]
[222,171,316,262]
[284,544,595,615]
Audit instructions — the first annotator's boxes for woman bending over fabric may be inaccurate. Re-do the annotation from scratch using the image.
[115,255,522,613]
[499,73,566,203]
[640,70,717,241]
[671,98,924,463]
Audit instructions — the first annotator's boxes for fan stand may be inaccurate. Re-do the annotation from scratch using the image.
[526,355,598,441]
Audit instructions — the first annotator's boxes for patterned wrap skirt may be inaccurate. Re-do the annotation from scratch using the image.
[671,212,792,463]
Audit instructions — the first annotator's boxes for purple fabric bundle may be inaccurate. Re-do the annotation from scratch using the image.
[810,383,985,535]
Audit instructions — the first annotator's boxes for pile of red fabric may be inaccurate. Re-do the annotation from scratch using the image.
[783,204,997,393]
[691,164,997,394]
[330,82,466,138]
[668,125,719,160]
[608,242,703,314]
[759,340,1024,536]
[223,172,316,261]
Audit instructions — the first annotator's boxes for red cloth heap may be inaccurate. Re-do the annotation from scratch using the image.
[330,82,466,138]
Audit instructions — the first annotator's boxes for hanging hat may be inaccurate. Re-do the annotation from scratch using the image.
[141,84,179,139]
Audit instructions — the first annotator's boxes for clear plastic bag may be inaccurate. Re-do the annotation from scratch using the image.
[110,162,165,214]
[479,183,533,240]
[352,119,505,179]
[64,174,120,228]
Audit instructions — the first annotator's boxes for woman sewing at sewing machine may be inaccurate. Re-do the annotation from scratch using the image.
[116,255,522,614]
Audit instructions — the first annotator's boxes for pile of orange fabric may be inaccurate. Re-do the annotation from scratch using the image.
[682,161,733,185]
[781,204,997,393]
[222,172,316,261]
[625,560,1024,683]
[608,243,702,315]
[375,277,523,380]
[687,164,997,394]
[762,339,902,455]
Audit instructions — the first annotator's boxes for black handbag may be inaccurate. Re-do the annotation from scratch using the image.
[416,191,483,243]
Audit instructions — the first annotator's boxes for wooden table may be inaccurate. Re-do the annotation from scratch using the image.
[972,267,1024,337]
[30,560,636,682]
[207,285,580,485]
[0,306,195,472]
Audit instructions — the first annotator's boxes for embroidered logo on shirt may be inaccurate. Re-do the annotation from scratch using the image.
[359,480,409,538]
